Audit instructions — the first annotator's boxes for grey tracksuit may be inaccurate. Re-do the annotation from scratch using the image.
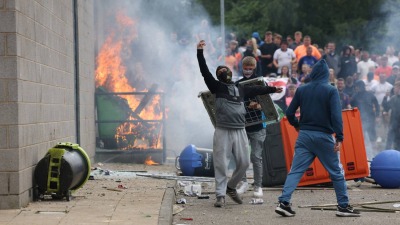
[197,49,277,197]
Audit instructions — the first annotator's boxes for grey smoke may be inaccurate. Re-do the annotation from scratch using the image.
[96,0,221,156]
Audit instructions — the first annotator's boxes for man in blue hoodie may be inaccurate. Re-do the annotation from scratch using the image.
[275,60,361,217]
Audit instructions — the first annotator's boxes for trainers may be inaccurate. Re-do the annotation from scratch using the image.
[336,205,361,217]
[214,196,225,208]
[253,186,263,198]
[226,187,243,204]
[275,202,296,217]
[353,178,365,187]
[236,181,249,194]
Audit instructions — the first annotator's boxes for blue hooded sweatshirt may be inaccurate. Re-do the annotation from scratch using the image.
[286,59,344,142]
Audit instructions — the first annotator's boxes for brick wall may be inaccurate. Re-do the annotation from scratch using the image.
[0,0,95,209]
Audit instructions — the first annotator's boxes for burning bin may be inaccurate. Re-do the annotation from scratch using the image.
[95,87,131,149]
[34,142,91,201]
[176,145,214,177]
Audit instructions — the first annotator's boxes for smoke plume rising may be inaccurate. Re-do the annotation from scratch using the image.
[95,0,223,157]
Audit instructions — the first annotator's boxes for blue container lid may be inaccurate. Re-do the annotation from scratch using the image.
[178,145,203,176]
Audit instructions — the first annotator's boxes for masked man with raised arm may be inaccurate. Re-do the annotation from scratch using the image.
[196,40,282,207]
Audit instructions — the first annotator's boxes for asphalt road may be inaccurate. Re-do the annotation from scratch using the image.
[172,181,400,225]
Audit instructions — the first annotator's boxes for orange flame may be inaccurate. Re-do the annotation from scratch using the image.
[95,11,163,150]
[144,156,159,166]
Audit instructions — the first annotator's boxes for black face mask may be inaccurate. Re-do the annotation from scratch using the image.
[218,71,232,83]
[216,66,233,83]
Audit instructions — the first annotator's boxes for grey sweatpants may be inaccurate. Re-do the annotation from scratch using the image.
[213,127,250,197]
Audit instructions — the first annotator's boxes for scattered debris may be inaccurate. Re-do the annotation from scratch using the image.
[136,173,214,182]
[173,205,185,215]
[180,217,193,221]
[249,198,264,204]
[311,207,396,213]
[362,205,400,212]
[299,200,400,208]
[263,187,334,191]
[176,198,187,204]
[197,195,209,199]
[303,199,400,213]
[106,188,123,192]
[184,184,202,196]
[178,181,192,187]
[117,184,127,189]
[35,210,69,214]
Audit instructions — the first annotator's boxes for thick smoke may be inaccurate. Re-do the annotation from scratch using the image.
[362,0,400,158]
[96,0,222,156]
[375,0,400,52]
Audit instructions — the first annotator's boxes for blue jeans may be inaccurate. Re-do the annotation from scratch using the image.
[278,130,349,207]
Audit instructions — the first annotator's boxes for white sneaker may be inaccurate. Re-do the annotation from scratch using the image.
[236,181,249,194]
[253,186,263,198]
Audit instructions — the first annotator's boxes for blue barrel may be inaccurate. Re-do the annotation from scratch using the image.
[370,150,400,188]
[177,145,214,177]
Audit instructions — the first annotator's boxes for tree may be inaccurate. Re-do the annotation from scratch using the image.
[195,0,396,53]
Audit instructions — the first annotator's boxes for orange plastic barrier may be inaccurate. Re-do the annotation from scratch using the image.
[280,108,369,186]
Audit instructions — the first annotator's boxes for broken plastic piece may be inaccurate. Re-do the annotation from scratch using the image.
[249,198,264,204]
[176,198,187,204]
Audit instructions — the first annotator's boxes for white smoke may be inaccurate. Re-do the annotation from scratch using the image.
[95,0,222,156]
[375,0,400,53]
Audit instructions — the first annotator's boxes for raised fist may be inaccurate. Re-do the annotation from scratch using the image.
[197,40,206,49]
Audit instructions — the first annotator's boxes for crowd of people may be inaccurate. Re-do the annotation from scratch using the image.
[196,38,361,217]
[199,29,400,158]
[194,25,400,216]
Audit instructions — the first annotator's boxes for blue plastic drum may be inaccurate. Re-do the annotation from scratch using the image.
[176,145,214,177]
[370,150,400,188]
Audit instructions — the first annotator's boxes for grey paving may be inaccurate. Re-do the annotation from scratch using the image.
[1,163,400,225]
[0,163,177,225]
[172,179,400,225]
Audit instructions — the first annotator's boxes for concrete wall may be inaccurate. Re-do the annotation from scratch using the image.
[0,0,95,209]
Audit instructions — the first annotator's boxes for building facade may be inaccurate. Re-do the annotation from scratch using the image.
[0,0,95,209]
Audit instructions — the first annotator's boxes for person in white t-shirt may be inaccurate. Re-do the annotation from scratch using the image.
[273,41,296,74]
[371,73,393,105]
[370,73,393,143]
[357,51,376,80]
[385,46,398,66]
[363,72,379,92]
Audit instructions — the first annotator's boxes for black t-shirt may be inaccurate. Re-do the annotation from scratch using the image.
[259,43,278,75]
